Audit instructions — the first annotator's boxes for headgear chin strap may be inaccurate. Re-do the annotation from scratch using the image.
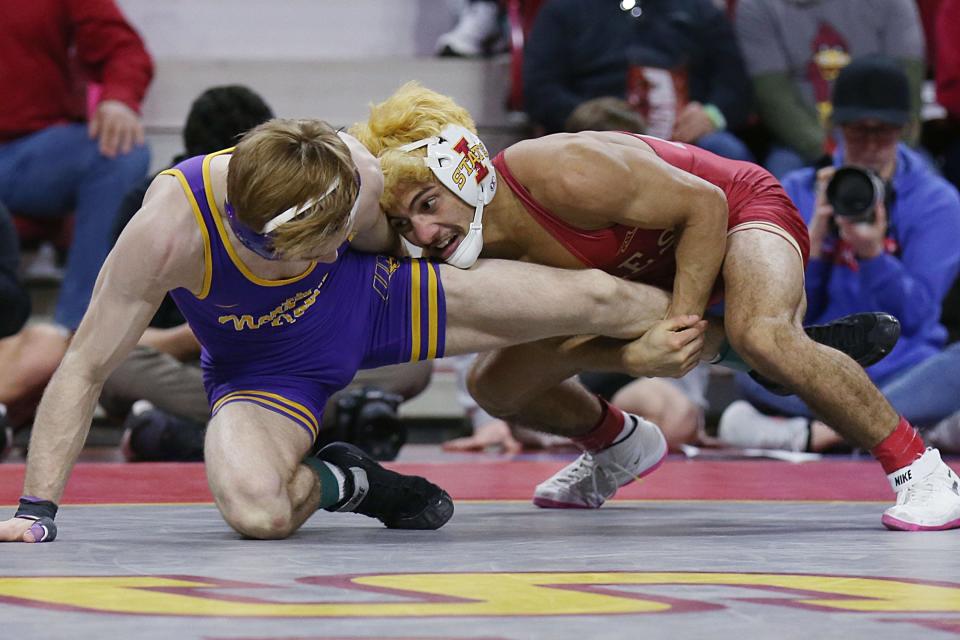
[398,124,497,269]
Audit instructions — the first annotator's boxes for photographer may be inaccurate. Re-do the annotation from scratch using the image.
[718,56,960,453]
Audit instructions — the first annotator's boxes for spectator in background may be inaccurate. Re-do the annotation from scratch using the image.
[914,0,943,74]
[935,0,960,190]
[0,85,274,461]
[113,85,277,266]
[436,0,508,58]
[735,0,925,178]
[0,203,30,340]
[718,57,960,453]
[0,0,153,332]
[0,202,31,460]
[563,96,647,134]
[523,0,754,161]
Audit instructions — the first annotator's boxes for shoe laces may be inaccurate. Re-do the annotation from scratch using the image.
[553,454,602,487]
[901,479,937,507]
[900,468,954,508]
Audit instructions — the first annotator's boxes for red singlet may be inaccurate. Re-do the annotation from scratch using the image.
[492,133,809,297]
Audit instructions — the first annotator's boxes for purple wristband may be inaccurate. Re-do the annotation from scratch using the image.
[23,518,57,542]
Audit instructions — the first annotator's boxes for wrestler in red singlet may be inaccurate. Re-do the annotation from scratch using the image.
[492,133,810,300]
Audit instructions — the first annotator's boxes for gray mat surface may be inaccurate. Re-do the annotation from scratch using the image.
[2,502,958,639]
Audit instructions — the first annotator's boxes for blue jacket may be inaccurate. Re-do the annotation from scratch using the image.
[782,144,960,384]
[522,0,752,133]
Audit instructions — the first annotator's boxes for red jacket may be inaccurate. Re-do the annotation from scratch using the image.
[0,0,154,142]
[937,0,960,118]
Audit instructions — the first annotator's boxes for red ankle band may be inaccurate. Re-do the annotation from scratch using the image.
[573,398,625,452]
[870,417,925,474]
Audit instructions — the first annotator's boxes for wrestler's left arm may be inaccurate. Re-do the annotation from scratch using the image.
[510,135,729,318]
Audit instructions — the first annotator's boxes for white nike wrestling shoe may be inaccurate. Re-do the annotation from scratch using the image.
[533,413,667,509]
[882,448,960,531]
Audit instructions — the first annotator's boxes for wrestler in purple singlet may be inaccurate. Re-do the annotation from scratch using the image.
[162,149,446,441]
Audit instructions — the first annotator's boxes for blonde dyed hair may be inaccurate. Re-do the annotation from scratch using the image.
[350,82,475,213]
[228,119,358,258]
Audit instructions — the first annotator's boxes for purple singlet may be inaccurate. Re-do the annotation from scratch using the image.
[161,150,446,441]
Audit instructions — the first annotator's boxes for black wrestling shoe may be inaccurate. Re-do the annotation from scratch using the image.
[804,312,901,366]
[318,442,454,530]
[752,312,901,396]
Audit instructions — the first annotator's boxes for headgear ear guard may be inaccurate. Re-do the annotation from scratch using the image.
[398,124,497,269]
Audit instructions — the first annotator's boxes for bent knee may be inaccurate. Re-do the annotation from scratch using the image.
[217,490,295,540]
[726,317,806,367]
[211,474,294,539]
[222,505,295,540]
[466,359,523,419]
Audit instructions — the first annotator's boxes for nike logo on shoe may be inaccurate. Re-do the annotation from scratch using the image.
[893,469,912,487]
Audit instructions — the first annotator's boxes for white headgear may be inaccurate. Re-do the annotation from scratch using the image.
[397,124,497,269]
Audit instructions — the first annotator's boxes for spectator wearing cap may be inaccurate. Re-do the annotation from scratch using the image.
[716,56,960,455]
[735,0,925,178]
[523,0,755,161]
[0,0,153,331]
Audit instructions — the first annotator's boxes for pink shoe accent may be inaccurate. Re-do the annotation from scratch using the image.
[881,514,960,531]
[531,448,668,509]
[635,447,668,480]
[532,497,594,509]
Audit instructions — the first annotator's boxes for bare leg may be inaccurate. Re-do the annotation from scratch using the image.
[0,324,70,426]
[469,344,701,451]
[468,341,600,438]
[466,316,710,439]
[439,260,671,354]
[722,230,897,448]
[204,402,319,539]
[0,324,69,403]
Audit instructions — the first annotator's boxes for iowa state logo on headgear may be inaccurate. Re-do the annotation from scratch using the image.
[398,123,497,208]
[450,135,490,190]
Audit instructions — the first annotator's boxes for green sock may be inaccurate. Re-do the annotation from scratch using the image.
[709,340,752,372]
[303,457,347,509]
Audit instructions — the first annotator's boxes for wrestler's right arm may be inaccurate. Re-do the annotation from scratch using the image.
[0,176,200,542]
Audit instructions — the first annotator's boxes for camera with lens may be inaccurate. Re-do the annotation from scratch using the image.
[324,387,407,461]
[825,166,887,224]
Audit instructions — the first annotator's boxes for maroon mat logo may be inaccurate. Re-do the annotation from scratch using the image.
[1,571,958,619]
